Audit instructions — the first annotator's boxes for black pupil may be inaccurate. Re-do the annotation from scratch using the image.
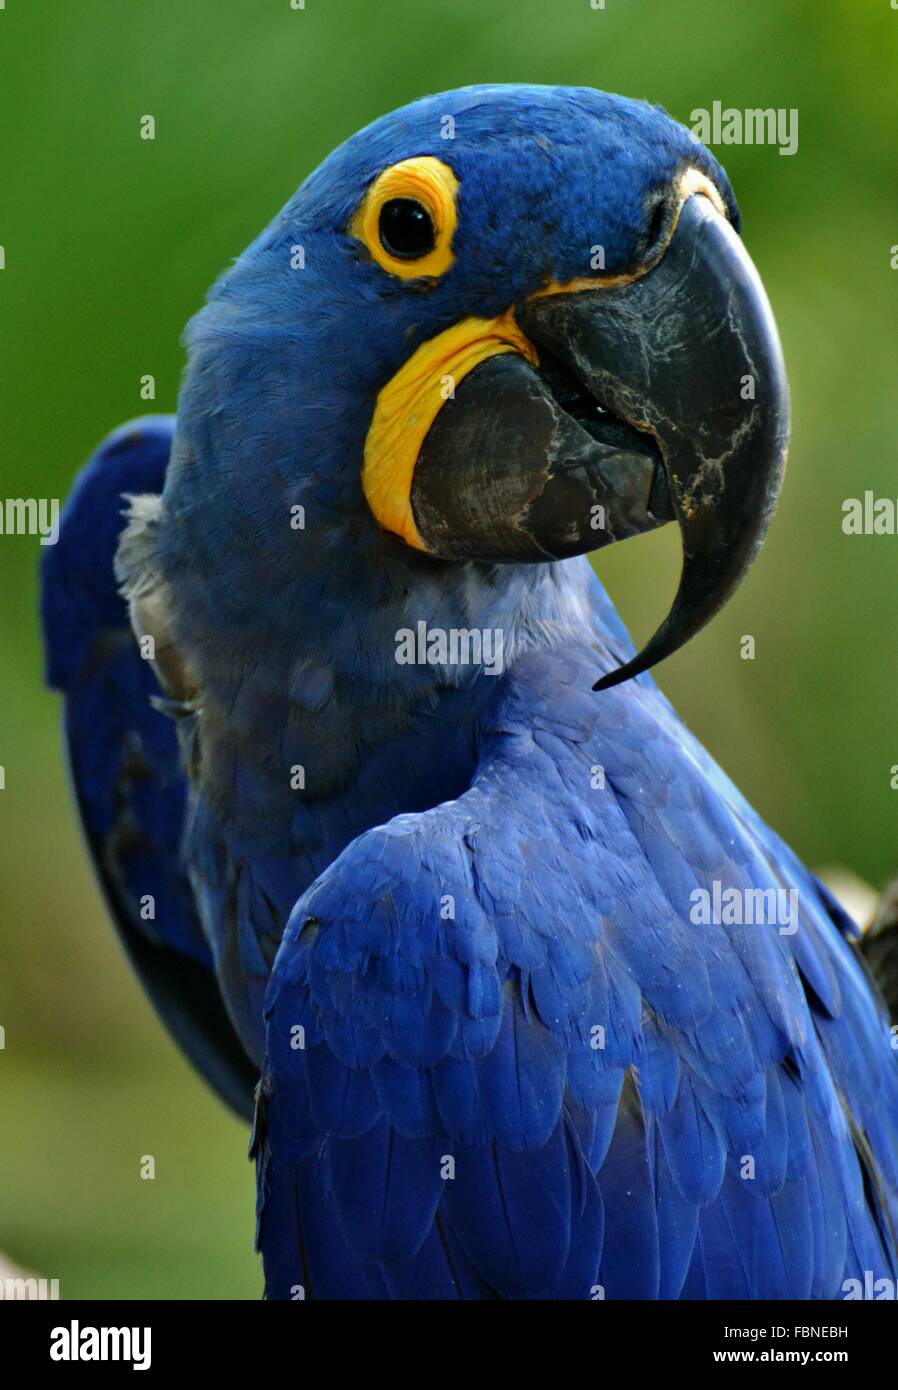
[379,198,435,259]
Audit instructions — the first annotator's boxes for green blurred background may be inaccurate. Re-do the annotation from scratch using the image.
[1,0,895,1298]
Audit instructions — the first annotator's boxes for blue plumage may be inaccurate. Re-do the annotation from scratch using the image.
[42,84,898,1298]
[253,633,898,1298]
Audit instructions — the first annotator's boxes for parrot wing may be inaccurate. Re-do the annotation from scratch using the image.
[41,417,257,1122]
[254,645,898,1299]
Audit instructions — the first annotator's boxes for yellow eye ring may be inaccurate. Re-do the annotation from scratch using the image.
[349,156,459,280]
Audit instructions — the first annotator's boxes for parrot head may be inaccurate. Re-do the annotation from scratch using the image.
[175,84,788,689]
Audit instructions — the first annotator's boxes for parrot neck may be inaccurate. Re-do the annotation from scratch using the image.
[154,498,609,857]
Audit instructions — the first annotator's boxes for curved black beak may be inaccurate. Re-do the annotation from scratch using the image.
[517,194,790,690]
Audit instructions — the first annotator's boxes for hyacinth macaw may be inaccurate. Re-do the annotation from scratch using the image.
[42,84,898,1300]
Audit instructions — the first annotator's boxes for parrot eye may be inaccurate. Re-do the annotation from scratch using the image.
[378,199,436,259]
[349,156,459,279]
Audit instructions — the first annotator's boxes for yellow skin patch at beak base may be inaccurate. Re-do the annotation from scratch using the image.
[676,166,726,216]
[363,313,539,550]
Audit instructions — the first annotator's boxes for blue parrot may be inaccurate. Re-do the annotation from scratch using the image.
[42,85,898,1300]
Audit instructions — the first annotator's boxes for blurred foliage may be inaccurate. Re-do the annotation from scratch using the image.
[0,0,895,1297]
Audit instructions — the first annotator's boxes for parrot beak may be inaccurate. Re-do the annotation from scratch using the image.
[409,192,790,690]
[518,194,790,690]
